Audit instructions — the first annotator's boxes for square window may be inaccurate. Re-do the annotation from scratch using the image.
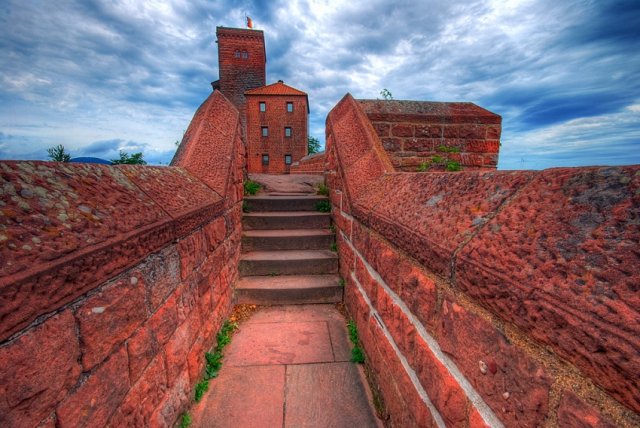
[262,154,269,165]
[259,102,266,112]
[262,127,268,137]
[242,51,248,59]
[285,127,292,137]
[287,102,294,112]
[285,154,292,165]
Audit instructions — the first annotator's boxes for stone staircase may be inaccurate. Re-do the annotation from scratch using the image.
[236,194,342,305]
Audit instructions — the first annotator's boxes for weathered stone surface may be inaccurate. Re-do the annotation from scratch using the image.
[353,171,534,277]
[557,392,616,428]
[75,273,147,370]
[0,160,176,340]
[458,166,640,411]
[0,311,80,428]
[136,246,181,311]
[56,345,130,428]
[164,308,200,387]
[436,297,552,426]
[285,362,379,427]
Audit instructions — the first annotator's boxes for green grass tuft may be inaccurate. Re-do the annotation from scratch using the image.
[316,183,329,196]
[330,242,337,252]
[244,180,261,195]
[446,160,462,171]
[194,380,209,402]
[179,412,192,428]
[351,347,365,363]
[316,200,331,213]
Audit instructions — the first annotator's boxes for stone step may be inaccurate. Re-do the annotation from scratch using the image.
[242,229,335,252]
[243,211,330,230]
[234,274,343,305]
[244,195,328,212]
[239,250,339,276]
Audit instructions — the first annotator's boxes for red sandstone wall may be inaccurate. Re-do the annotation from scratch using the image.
[245,93,308,174]
[359,99,501,171]
[326,94,640,427]
[289,152,325,175]
[0,91,245,427]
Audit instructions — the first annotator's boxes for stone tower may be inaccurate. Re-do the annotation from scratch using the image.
[212,27,266,120]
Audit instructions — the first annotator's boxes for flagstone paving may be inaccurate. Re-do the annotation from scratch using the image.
[190,304,381,428]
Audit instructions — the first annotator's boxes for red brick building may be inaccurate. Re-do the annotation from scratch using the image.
[212,26,309,174]
[245,81,309,173]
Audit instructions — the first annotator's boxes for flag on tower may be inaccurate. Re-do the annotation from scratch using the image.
[246,16,253,28]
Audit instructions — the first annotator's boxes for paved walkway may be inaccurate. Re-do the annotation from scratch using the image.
[190,304,381,428]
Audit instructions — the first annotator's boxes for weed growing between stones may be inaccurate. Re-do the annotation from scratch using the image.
[416,145,462,172]
[179,412,192,428]
[339,278,345,287]
[330,242,337,252]
[244,180,261,195]
[316,200,331,213]
[316,183,329,196]
[242,201,251,213]
[193,320,238,402]
[347,320,365,364]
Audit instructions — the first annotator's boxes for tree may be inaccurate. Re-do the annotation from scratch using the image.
[111,150,147,165]
[308,136,320,155]
[47,144,71,162]
[380,88,393,100]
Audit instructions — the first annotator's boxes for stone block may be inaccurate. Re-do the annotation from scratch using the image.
[413,335,470,426]
[137,246,180,311]
[150,367,190,427]
[127,323,158,384]
[0,311,80,428]
[75,274,147,370]
[391,124,414,137]
[381,138,401,152]
[56,345,130,428]
[373,122,391,137]
[415,124,442,138]
[108,354,168,427]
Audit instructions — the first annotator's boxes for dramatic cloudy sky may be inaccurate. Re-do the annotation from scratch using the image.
[1,0,638,169]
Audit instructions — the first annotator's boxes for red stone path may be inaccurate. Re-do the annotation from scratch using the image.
[189,304,381,428]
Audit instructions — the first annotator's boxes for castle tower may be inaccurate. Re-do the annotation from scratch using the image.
[212,27,266,119]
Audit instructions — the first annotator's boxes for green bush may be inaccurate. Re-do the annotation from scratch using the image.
[179,413,192,428]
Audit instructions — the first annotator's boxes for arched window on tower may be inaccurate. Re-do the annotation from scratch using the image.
[234,50,241,58]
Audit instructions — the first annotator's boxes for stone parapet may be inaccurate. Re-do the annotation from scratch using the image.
[0,90,244,427]
[326,93,640,426]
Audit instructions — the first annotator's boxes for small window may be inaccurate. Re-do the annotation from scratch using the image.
[285,154,292,165]
[262,154,269,165]
[262,127,268,137]
[234,50,241,58]
[242,51,248,59]
[286,102,294,112]
[259,102,266,112]
[285,127,292,137]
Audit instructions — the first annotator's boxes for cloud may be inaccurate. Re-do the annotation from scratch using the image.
[0,0,638,169]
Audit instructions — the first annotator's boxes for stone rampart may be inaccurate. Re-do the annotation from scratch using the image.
[0,90,244,427]
[326,93,640,426]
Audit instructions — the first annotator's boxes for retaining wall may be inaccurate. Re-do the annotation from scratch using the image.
[326,94,640,427]
[0,90,244,427]
[289,151,326,175]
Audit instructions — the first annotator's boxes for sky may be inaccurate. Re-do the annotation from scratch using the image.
[0,0,638,169]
